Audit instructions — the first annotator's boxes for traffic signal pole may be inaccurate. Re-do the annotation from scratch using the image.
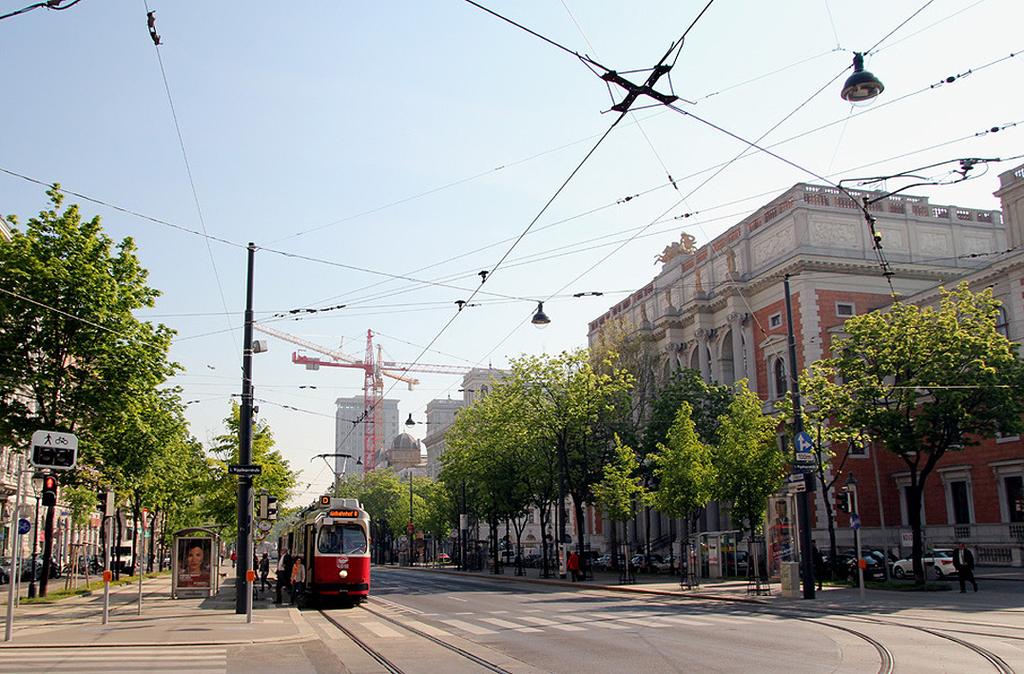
[784,274,816,600]
[236,243,256,615]
[37,490,56,597]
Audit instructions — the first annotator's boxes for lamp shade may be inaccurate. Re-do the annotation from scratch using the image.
[841,53,883,103]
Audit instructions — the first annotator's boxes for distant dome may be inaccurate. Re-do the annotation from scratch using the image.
[391,432,422,451]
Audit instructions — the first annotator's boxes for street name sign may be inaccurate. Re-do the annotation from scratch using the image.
[228,464,262,476]
[30,430,78,470]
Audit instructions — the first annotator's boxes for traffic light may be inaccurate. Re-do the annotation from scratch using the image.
[266,496,278,521]
[42,475,58,507]
[836,491,850,514]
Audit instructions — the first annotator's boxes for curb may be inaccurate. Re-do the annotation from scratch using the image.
[0,634,319,650]
[384,565,768,605]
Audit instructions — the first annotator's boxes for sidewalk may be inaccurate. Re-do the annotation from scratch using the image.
[390,562,1024,611]
[0,573,313,649]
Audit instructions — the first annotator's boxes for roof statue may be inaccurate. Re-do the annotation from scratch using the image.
[655,232,697,265]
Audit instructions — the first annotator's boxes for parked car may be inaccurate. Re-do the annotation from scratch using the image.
[846,551,886,581]
[592,554,613,571]
[436,553,452,565]
[892,549,957,580]
[629,553,671,573]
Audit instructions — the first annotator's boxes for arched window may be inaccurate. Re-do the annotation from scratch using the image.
[773,357,788,399]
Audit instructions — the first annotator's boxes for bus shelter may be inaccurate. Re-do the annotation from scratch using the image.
[171,527,221,598]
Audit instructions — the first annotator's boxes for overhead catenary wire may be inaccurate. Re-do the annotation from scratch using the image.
[0,0,84,21]
[141,1,238,352]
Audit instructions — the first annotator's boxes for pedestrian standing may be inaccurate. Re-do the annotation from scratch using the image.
[230,549,237,568]
[812,541,825,591]
[276,549,292,604]
[259,552,270,592]
[953,543,978,593]
[291,556,306,604]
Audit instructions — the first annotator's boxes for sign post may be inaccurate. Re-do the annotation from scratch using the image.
[4,453,25,642]
[102,491,114,625]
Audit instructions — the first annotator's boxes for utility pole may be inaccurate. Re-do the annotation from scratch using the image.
[784,274,816,600]
[236,242,256,615]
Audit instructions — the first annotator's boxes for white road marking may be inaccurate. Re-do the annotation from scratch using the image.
[480,617,543,633]
[516,616,586,631]
[441,619,497,635]
[359,620,403,638]
[406,620,453,637]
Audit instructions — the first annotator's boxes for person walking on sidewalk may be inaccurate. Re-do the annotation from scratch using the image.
[276,549,292,604]
[567,550,580,582]
[953,543,978,593]
[259,552,270,592]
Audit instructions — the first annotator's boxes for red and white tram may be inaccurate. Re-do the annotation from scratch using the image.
[280,497,370,606]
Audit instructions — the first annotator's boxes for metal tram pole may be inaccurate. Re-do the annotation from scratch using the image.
[784,274,816,600]
[236,242,257,615]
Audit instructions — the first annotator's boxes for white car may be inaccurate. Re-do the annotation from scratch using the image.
[891,549,958,580]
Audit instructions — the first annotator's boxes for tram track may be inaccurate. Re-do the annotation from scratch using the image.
[318,604,512,674]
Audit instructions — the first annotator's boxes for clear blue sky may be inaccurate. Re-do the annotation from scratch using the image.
[3,0,1022,504]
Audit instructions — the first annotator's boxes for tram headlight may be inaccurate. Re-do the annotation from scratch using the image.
[339,569,348,578]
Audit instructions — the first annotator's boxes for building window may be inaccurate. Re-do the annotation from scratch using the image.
[777,433,788,454]
[769,313,782,329]
[949,481,972,524]
[836,302,855,317]
[996,306,1009,338]
[899,485,926,527]
[1006,476,1024,523]
[772,357,787,399]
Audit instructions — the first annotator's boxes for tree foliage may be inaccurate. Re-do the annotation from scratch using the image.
[714,381,787,534]
[802,283,1024,582]
[649,401,716,532]
[593,436,648,523]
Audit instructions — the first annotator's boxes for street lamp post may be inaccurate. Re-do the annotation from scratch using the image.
[407,471,414,567]
[846,472,865,599]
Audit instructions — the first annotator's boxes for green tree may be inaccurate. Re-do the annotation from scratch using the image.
[202,403,297,539]
[593,436,648,566]
[649,402,716,552]
[335,469,404,563]
[802,283,1024,583]
[0,187,175,447]
[715,381,787,535]
[510,350,634,560]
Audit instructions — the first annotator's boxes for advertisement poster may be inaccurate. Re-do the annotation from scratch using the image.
[177,537,212,589]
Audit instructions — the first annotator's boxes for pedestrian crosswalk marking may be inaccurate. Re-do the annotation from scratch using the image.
[360,620,403,638]
[441,618,496,635]
[590,620,629,630]
[479,617,542,633]
[406,620,453,637]
[0,647,226,674]
[516,616,586,632]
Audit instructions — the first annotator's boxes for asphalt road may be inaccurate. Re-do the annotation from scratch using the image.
[305,566,1024,674]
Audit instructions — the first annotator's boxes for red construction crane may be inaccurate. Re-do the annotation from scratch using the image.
[253,324,470,470]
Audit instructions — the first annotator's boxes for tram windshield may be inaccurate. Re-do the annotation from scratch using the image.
[317,523,367,555]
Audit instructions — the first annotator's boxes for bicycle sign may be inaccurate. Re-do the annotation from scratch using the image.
[30,429,78,470]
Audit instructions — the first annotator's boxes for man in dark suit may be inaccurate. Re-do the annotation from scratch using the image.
[953,543,978,593]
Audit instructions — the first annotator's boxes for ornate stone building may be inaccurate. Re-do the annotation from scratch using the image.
[588,168,1024,567]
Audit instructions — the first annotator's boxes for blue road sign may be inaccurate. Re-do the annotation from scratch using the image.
[794,431,814,464]
[17,518,31,535]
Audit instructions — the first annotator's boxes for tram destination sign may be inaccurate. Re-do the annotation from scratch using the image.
[328,509,360,518]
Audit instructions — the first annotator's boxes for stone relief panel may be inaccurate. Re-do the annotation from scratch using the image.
[808,216,860,249]
[751,222,794,267]
[916,228,953,257]
[961,234,994,257]
[712,255,728,284]
[875,226,907,251]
